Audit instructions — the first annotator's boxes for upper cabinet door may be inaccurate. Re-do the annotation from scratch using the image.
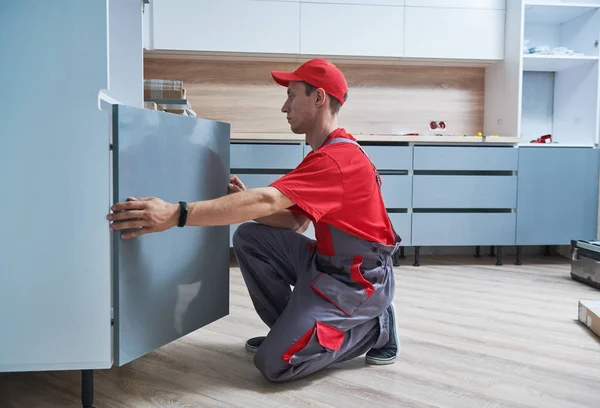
[111,105,231,366]
[300,3,404,57]
[405,0,505,8]
[301,0,404,4]
[152,0,300,54]
[404,6,505,60]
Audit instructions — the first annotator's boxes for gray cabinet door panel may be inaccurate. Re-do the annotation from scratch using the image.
[516,147,599,245]
[113,105,230,366]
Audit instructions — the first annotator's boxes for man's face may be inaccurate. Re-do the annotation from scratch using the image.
[281,81,317,134]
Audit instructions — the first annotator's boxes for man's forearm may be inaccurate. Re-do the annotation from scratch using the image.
[185,187,293,227]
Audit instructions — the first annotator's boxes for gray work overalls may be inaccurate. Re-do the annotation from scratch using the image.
[233,137,402,382]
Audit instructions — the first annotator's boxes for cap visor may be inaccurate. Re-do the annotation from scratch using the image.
[271,71,301,87]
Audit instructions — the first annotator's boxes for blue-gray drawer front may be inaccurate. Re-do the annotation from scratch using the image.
[381,175,412,208]
[413,146,518,171]
[388,213,412,246]
[412,213,516,246]
[304,144,412,170]
[413,175,517,208]
[363,145,413,170]
[231,143,303,169]
[235,174,283,189]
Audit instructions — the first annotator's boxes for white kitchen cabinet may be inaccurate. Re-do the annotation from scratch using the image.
[300,2,404,57]
[405,0,505,8]
[1,2,230,407]
[152,0,300,54]
[301,0,404,5]
[404,6,505,60]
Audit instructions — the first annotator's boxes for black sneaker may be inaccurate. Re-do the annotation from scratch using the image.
[245,336,266,353]
[365,302,399,365]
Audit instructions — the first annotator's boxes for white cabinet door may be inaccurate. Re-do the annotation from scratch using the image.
[405,0,505,8]
[404,7,505,60]
[301,0,404,5]
[152,0,300,54]
[300,3,404,57]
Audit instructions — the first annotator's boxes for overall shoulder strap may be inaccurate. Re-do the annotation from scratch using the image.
[323,138,382,189]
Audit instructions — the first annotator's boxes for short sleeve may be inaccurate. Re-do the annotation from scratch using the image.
[269,153,344,223]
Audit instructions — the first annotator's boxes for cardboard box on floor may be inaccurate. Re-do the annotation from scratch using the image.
[578,300,600,338]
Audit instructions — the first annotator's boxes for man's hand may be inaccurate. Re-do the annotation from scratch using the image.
[228,175,246,194]
[107,197,179,240]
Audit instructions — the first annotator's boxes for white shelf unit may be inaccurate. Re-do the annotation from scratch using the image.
[484,1,600,146]
[521,2,600,145]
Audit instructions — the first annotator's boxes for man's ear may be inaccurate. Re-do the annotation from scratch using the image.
[315,88,327,107]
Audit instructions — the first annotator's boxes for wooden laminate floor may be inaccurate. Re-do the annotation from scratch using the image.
[2,255,600,408]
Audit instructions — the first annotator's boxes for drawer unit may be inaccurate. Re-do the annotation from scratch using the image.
[388,212,412,246]
[413,146,518,171]
[231,143,304,169]
[380,175,412,209]
[411,213,516,246]
[412,175,517,208]
[362,145,413,170]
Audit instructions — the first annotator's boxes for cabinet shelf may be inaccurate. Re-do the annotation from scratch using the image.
[522,54,600,71]
[524,3,599,24]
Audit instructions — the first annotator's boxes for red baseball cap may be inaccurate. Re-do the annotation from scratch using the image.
[271,58,348,105]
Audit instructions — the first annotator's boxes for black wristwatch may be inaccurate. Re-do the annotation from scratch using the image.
[177,201,188,227]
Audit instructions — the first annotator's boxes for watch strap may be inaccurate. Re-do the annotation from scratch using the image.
[177,201,188,227]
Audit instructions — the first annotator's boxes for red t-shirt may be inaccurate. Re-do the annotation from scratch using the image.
[269,128,397,255]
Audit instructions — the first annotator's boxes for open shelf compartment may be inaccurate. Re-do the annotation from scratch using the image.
[523,3,600,58]
[519,2,600,146]
[520,62,599,145]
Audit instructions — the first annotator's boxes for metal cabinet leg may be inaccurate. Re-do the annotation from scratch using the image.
[495,246,503,266]
[515,246,522,265]
[489,246,495,257]
[413,246,420,267]
[82,370,94,408]
[475,245,481,258]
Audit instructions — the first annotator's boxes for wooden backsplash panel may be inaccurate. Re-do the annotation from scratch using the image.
[144,58,485,136]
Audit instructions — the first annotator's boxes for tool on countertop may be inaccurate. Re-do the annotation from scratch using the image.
[530,134,552,144]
